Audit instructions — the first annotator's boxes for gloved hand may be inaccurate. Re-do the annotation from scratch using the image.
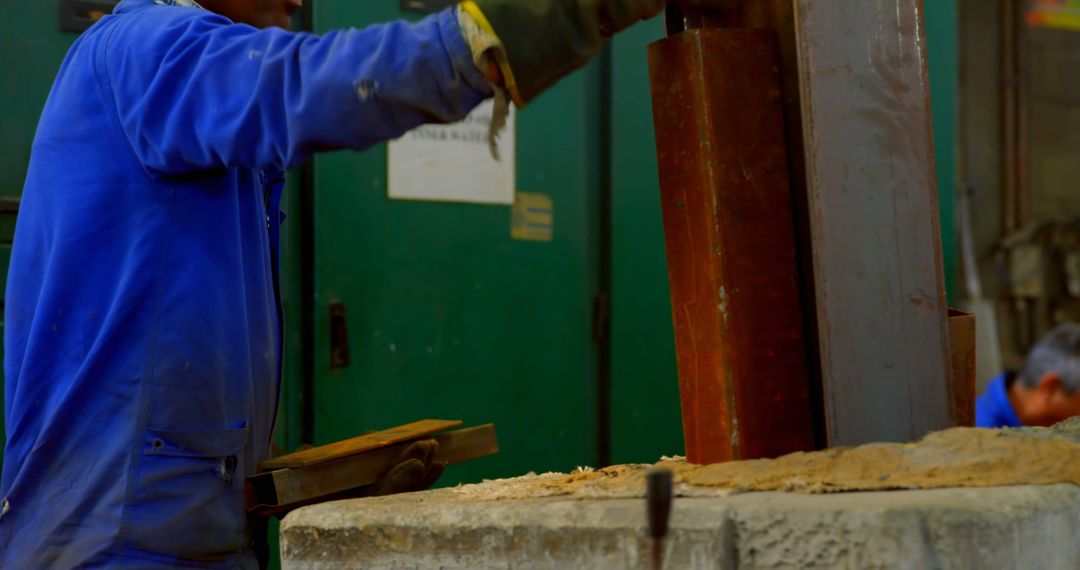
[461,0,666,104]
[361,438,446,497]
[250,438,445,523]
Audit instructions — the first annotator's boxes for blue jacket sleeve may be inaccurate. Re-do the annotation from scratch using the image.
[101,7,492,174]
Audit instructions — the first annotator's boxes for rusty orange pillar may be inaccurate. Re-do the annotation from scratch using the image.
[649,28,815,464]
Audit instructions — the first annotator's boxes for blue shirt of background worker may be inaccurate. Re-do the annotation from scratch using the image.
[975,372,1022,428]
[976,323,1080,429]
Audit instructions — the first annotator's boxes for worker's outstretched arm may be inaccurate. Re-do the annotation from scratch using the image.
[102,7,490,174]
[465,0,666,105]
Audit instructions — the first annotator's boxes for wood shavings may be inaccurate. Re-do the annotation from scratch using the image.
[450,419,1080,501]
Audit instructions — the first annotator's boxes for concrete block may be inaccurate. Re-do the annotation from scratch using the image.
[281,484,1080,569]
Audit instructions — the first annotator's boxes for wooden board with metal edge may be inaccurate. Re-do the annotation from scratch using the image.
[259,419,462,470]
[247,424,499,514]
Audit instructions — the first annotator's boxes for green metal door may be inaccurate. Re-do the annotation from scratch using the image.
[927,0,958,303]
[608,20,683,464]
[308,1,604,483]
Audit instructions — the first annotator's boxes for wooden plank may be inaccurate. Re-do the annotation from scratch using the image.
[258,419,462,470]
[648,28,816,463]
[247,424,498,513]
[793,0,953,444]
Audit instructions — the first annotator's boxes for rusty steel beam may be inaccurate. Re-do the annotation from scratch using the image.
[648,28,816,464]
[948,309,976,427]
[793,0,954,444]
[666,0,828,451]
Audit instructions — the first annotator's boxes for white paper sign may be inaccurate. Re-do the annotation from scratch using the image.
[388,100,515,205]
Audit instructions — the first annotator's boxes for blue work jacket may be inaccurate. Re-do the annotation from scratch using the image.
[0,1,489,567]
[975,372,1023,429]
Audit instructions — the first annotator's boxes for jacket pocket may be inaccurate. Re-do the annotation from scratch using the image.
[127,425,250,562]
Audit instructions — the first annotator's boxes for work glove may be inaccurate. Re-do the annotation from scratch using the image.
[256,438,445,511]
[363,438,446,496]
[461,0,666,105]
[296,438,446,501]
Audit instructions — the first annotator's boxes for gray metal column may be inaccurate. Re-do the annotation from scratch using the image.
[794,0,953,444]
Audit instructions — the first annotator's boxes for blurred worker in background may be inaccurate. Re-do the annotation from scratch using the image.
[976,323,1080,428]
[0,0,664,567]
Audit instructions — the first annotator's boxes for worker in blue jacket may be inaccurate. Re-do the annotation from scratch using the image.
[976,323,1080,429]
[0,0,664,567]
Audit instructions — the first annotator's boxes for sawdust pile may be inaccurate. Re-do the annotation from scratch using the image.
[451,419,1080,501]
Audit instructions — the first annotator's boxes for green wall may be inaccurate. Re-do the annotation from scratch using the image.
[1,6,77,200]
[307,1,604,485]
[928,0,960,303]
[609,19,683,464]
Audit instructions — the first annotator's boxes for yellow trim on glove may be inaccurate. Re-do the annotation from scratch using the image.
[459,1,525,107]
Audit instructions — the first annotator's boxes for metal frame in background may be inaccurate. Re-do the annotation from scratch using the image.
[652,0,954,451]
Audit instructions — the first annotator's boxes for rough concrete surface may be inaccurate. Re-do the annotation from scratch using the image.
[282,421,1080,568]
[442,421,1080,500]
[281,484,1080,569]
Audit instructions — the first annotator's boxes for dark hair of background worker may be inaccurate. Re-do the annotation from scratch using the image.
[976,323,1080,429]
[0,0,666,567]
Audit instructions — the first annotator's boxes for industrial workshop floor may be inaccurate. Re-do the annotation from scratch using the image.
[280,421,1080,569]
